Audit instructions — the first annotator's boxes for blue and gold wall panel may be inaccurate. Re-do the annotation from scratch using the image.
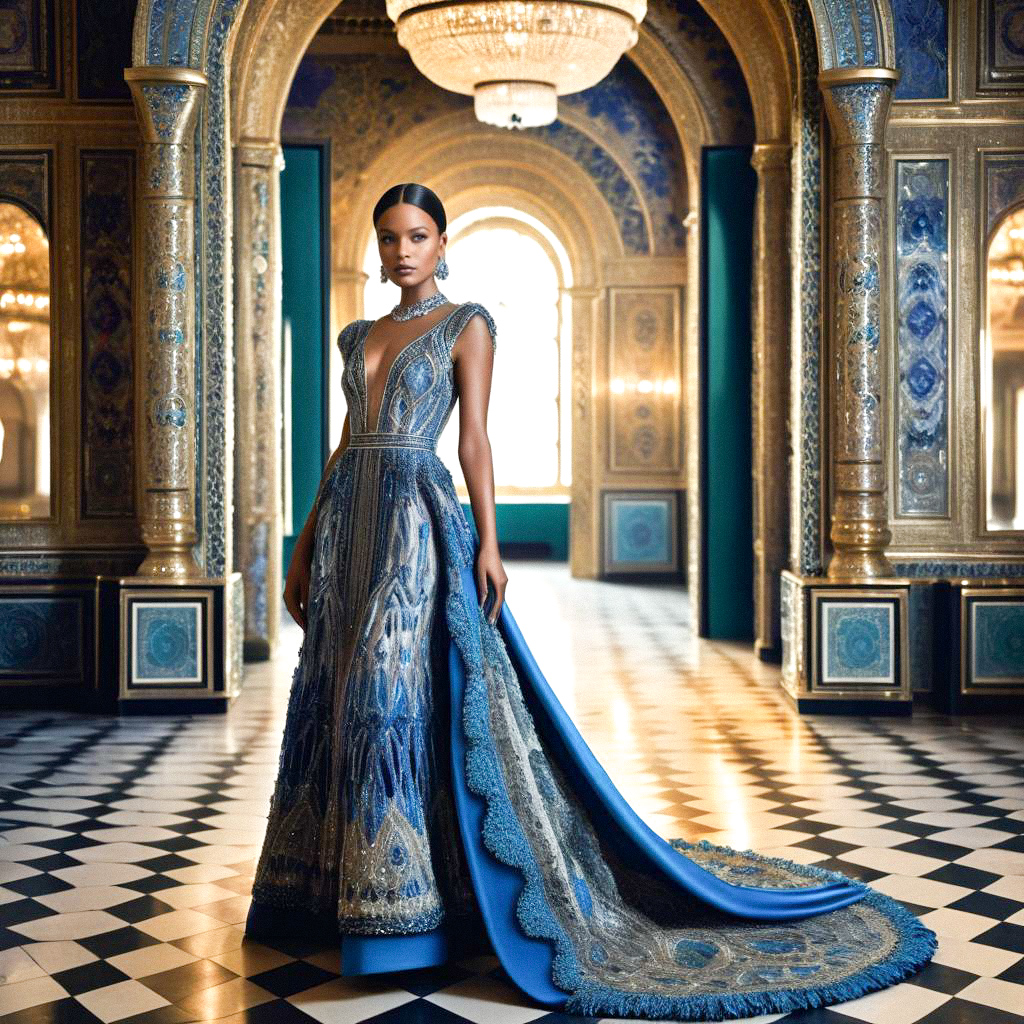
[980,0,1024,91]
[781,572,912,713]
[0,582,97,705]
[117,576,242,709]
[963,587,1024,693]
[602,490,681,577]
[80,150,136,518]
[894,158,950,518]
[0,0,57,92]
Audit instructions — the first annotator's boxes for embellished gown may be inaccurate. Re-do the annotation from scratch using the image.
[247,301,936,1021]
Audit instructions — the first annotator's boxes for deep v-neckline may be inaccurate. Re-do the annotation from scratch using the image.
[360,303,462,433]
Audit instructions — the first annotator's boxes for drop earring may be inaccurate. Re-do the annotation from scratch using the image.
[435,257,449,280]
[380,264,388,284]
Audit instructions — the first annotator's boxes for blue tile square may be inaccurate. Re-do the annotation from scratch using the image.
[971,600,1024,683]
[821,601,895,685]
[131,601,203,684]
[608,497,673,567]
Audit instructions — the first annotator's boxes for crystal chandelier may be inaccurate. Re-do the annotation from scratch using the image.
[385,1,647,129]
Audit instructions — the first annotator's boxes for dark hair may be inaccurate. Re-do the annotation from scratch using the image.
[372,183,447,235]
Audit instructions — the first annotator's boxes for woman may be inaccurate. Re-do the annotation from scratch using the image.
[246,182,935,1020]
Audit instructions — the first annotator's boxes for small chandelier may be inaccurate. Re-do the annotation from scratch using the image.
[385,1,647,129]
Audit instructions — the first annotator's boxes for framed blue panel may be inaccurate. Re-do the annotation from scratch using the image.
[967,596,1024,685]
[602,490,679,575]
[811,590,906,694]
[895,159,949,517]
[0,596,84,677]
[121,591,213,694]
[892,0,950,101]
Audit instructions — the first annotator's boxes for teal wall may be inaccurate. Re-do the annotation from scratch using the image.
[280,145,327,569]
[461,502,569,561]
[701,147,755,639]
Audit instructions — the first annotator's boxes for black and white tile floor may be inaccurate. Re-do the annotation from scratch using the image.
[2,562,1023,1023]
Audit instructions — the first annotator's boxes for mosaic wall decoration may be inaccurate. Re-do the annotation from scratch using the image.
[788,0,826,576]
[819,599,896,686]
[130,600,205,686]
[0,0,56,90]
[76,0,136,100]
[0,596,83,676]
[969,597,1024,684]
[197,0,244,578]
[892,0,949,99]
[603,490,679,574]
[81,151,135,517]
[648,0,754,144]
[984,0,1024,86]
[895,159,949,517]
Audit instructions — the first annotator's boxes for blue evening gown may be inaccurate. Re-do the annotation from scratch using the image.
[247,301,936,1021]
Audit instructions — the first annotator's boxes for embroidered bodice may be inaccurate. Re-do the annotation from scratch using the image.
[338,301,497,445]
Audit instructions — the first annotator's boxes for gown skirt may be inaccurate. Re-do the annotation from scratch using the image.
[246,302,936,1021]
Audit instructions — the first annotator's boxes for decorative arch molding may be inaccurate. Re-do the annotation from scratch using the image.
[339,128,614,285]
[804,0,895,70]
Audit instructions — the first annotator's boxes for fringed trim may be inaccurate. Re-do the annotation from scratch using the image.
[563,841,938,1021]
[441,528,936,1021]
[442,558,581,998]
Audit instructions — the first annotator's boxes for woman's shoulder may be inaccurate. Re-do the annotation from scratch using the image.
[449,300,497,352]
[336,319,370,357]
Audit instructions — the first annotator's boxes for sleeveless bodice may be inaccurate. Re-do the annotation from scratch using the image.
[338,301,497,449]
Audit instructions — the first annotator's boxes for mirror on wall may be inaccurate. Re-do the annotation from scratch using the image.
[0,202,51,519]
[985,206,1024,532]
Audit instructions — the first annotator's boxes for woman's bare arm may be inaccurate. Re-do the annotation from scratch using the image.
[453,314,507,622]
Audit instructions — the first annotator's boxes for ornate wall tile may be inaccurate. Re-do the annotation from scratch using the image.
[895,159,948,517]
[821,600,894,683]
[781,0,827,578]
[133,602,201,682]
[81,151,136,518]
[0,0,55,90]
[984,0,1024,85]
[971,600,1024,681]
[891,0,948,100]
[644,0,754,144]
[0,598,82,675]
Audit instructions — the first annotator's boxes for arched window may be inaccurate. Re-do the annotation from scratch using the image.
[984,205,1024,532]
[0,202,50,519]
[361,207,571,498]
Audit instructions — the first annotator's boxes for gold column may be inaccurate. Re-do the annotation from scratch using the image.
[750,143,791,656]
[124,67,208,579]
[234,138,285,658]
[819,68,899,580]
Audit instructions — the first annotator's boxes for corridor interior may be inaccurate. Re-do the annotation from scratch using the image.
[1,563,1023,1024]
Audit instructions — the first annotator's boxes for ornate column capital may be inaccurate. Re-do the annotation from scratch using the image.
[124,67,208,147]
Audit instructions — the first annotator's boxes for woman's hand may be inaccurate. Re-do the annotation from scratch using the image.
[475,541,507,625]
[284,531,313,630]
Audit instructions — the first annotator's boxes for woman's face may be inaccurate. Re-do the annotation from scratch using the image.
[376,202,445,286]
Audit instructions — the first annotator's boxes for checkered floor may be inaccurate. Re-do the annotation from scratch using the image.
[2,561,1023,1024]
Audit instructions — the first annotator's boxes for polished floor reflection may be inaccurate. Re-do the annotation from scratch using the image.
[2,561,1024,1023]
